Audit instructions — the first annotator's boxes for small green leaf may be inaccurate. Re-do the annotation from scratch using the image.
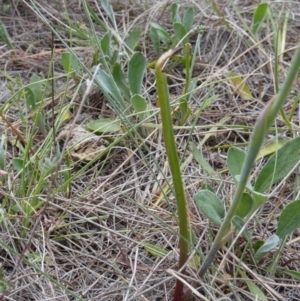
[235,192,253,218]
[0,135,5,171]
[170,3,181,24]
[85,117,121,134]
[150,22,172,44]
[149,26,160,55]
[173,22,187,45]
[232,216,251,240]
[100,0,116,27]
[254,235,280,260]
[0,21,13,50]
[112,63,131,102]
[96,69,125,109]
[254,136,300,192]
[238,270,268,301]
[61,52,82,77]
[183,7,194,32]
[100,30,111,57]
[125,27,141,51]
[256,138,288,160]
[128,52,146,95]
[227,146,246,185]
[142,242,168,258]
[12,158,24,172]
[194,190,225,226]
[131,94,148,114]
[252,3,269,35]
[276,199,300,239]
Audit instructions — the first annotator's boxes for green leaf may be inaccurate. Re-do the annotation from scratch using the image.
[100,0,116,27]
[232,215,251,240]
[235,192,253,218]
[142,242,168,258]
[149,26,160,55]
[183,7,194,32]
[252,3,269,35]
[256,138,288,160]
[238,270,268,301]
[277,268,300,281]
[170,3,181,24]
[61,52,82,77]
[12,158,24,172]
[227,146,246,185]
[125,27,141,51]
[96,69,125,109]
[276,199,300,238]
[254,235,280,260]
[194,190,225,226]
[130,94,148,114]
[100,30,111,57]
[112,63,131,102]
[173,22,187,45]
[85,117,121,134]
[178,98,191,125]
[128,52,146,95]
[190,142,220,181]
[150,22,172,44]
[254,136,300,192]
[0,21,13,50]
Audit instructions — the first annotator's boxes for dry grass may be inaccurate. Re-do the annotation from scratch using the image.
[0,0,300,300]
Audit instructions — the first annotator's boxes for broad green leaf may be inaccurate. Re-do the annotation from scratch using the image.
[228,72,252,100]
[128,52,146,95]
[194,190,225,226]
[277,268,300,281]
[170,3,181,24]
[100,0,116,27]
[96,69,125,109]
[183,7,194,32]
[150,22,172,44]
[254,136,300,192]
[235,192,253,218]
[125,27,141,51]
[112,63,131,102]
[142,242,168,258]
[149,26,160,55]
[190,142,220,181]
[12,158,24,172]
[256,138,288,160]
[100,30,111,57]
[238,270,268,301]
[173,22,187,45]
[254,235,280,260]
[227,146,246,185]
[130,94,148,114]
[276,199,300,238]
[85,117,121,133]
[252,3,269,35]
[0,21,13,50]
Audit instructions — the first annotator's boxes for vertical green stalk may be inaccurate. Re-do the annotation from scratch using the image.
[155,48,189,301]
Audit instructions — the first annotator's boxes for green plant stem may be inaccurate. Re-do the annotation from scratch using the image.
[155,48,189,301]
[199,42,300,278]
